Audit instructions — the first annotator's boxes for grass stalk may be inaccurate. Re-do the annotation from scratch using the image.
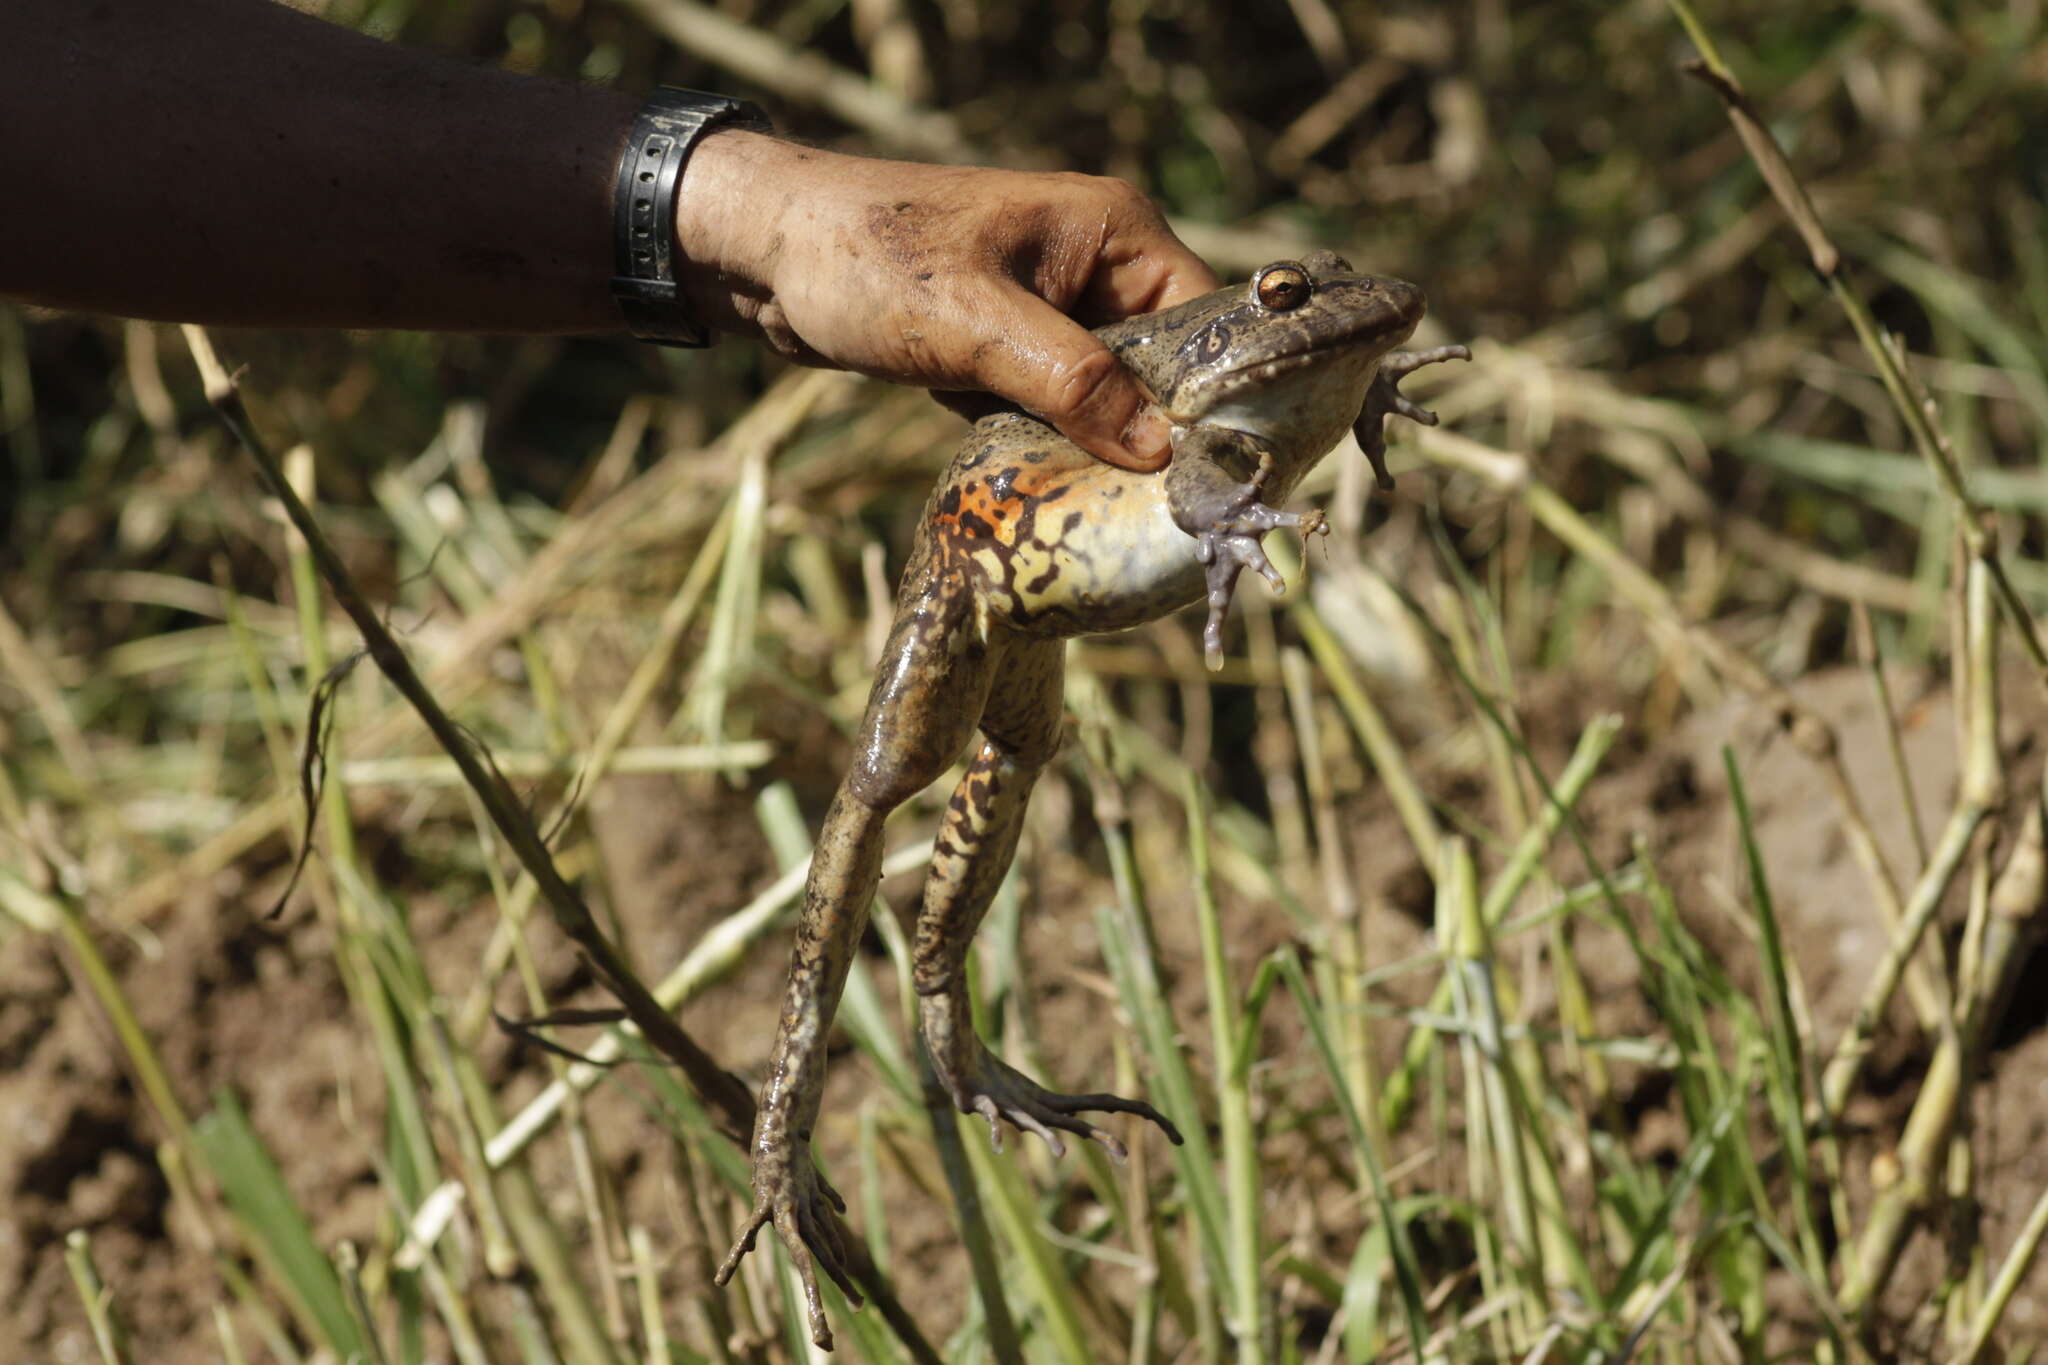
[959,1124,1098,1364]
[915,1036,1025,1363]
[1951,1170,2048,1365]
[682,438,767,763]
[1380,715,1620,1132]
[1442,836,1544,1334]
[1721,749,1834,1305]
[1073,700,1232,1313]
[1669,0,2048,686]
[627,1225,670,1365]
[1275,950,1432,1356]
[183,325,758,1140]
[333,1242,393,1365]
[337,741,771,784]
[1293,602,1441,870]
[1821,557,2001,1122]
[1184,775,1266,1359]
[209,1305,250,1365]
[64,1230,134,1365]
[0,590,99,783]
[1852,601,1930,872]
[448,839,932,1195]
[1840,560,2013,1320]
[184,327,948,1363]
[1429,422,1968,1032]
[36,879,197,1156]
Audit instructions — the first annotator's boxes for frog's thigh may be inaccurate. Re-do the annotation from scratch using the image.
[752,581,998,1137]
[845,580,999,811]
[911,638,1065,993]
[978,636,1065,762]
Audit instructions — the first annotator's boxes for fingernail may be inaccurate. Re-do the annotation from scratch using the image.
[1121,404,1172,466]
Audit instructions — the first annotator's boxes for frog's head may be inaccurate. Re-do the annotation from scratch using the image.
[1099,250,1424,446]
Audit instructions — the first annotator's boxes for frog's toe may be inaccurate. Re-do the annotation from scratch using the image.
[714,1204,768,1286]
[1382,343,1472,380]
[1198,516,1324,669]
[719,1158,863,1350]
[952,1052,1182,1160]
[1198,526,1283,593]
[1201,566,1239,672]
[1033,1087,1185,1153]
[972,1091,1073,1156]
[814,1167,849,1216]
[1355,344,1471,490]
[1207,493,1314,543]
[1381,390,1441,428]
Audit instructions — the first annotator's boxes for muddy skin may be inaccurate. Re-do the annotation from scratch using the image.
[719,251,1469,1349]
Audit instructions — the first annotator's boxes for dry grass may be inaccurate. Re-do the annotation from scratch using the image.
[5,2,2048,1362]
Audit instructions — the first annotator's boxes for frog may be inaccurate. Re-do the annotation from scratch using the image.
[716,249,1467,1348]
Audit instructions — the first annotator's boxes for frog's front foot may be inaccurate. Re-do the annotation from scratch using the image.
[717,1144,860,1350]
[928,1031,1183,1160]
[1354,344,1472,490]
[1196,452,1329,670]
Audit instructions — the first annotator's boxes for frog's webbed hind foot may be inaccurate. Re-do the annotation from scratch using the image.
[936,1043,1183,1161]
[1195,451,1329,669]
[1354,344,1472,490]
[716,1146,859,1349]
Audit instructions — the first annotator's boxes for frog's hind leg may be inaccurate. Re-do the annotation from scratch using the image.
[720,577,996,1348]
[914,637,1184,1158]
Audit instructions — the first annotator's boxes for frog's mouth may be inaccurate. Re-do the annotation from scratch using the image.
[1216,328,1407,384]
[1166,334,1409,440]
[1192,320,1416,408]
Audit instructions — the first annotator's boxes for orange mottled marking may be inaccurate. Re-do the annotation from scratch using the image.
[931,462,1087,547]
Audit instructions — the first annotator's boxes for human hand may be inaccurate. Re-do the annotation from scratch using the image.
[674,132,1218,471]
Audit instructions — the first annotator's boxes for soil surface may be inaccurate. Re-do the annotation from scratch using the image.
[5,658,2047,1362]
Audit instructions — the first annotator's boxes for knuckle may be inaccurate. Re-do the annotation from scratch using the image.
[1093,173,1160,219]
[757,309,827,368]
[755,306,808,359]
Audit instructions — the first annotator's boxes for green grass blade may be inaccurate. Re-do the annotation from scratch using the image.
[192,1089,366,1359]
[1275,953,1430,1354]
[1720,747,1827,1282]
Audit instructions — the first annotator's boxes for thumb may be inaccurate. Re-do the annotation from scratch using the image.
[979,292,1172,472]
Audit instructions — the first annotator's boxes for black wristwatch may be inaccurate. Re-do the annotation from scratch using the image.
[610,87,773,348]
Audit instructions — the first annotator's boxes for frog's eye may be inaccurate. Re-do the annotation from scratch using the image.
[1254,263,1312,311]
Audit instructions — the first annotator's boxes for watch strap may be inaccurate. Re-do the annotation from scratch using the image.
[611,88,771,347]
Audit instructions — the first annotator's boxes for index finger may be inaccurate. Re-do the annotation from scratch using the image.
[1084,244,1220,322]
[1083,211,1220,322]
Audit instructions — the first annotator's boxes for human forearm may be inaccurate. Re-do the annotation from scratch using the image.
[0,0,634,332]
[2,0,1219,466]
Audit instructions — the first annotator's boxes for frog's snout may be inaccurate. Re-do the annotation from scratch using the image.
[1377,276,1427,331]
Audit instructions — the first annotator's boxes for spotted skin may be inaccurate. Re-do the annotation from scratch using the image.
[721,253,1469,1349]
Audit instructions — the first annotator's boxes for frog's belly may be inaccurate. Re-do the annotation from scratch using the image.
[928,457,1205,639]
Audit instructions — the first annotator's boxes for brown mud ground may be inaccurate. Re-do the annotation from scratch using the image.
[5,658,2048,1362]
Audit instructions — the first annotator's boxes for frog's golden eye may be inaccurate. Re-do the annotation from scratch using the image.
[1254,263,1312,311]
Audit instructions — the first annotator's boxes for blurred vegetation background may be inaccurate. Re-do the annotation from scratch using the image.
[6,1,2048,1362]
